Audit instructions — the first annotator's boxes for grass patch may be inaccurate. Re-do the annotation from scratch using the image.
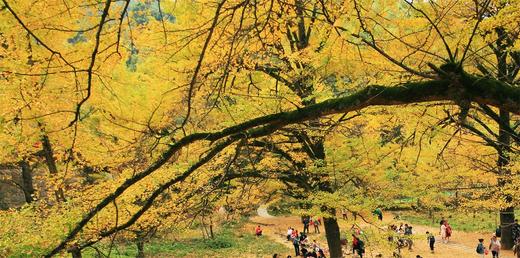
[82,220,289,257]
[396,210,519,232]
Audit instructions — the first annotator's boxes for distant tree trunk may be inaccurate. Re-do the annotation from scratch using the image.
[41,133,66,202]
[209,215,214,239]
[200,217,208,239]
[136,240,145,258]
[136,232,146,258]
[19,160,34,203]
[497,110,515,249]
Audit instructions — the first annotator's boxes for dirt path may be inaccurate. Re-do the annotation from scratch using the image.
[397,222,515,258]
[249,208,516,258]
[257,205,275,219]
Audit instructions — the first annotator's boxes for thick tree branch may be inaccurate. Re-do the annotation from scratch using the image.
[47,72,520,256]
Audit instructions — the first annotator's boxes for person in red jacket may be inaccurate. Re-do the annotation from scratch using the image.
[255,225,263,236]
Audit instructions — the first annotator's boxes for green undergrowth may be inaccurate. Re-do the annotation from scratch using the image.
[267,199,299,216]
[396,210,519,232]
[82,220,289,257]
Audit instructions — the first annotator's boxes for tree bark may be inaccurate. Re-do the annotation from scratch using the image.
[497,110,515,249]
[41,133,66,202]
[136,230,146,258]
[305,132,343,257]
[136,240,145,258]
[70,248,82,258]
[19,160,34,203]
[323,216,342,258]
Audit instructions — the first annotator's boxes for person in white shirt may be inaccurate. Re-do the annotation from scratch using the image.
[287,227,293,241]
[489,234,501,258]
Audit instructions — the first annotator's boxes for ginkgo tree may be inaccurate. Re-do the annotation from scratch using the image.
[1,0,520,257]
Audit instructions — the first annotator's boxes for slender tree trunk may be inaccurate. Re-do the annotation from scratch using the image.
[497,110,515,249]
[19,160,34,203]
[136,240,145,258]
[136,231,146,258]
[209,216,214,239]
[41,133,66,202]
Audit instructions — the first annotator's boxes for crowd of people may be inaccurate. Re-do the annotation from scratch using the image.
[388,214,520,258]
[266,212,520,258]
[388,223,414,251]
[286,216,327,258]
[267,216,326,258]
[476,219,520,258]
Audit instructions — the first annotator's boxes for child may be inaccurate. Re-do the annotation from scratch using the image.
[426,231,435,253]
[476,238,485,258]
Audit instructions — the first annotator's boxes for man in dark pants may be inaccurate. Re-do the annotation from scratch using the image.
[313,217,320,233]
[293,235,300,256]
[303,216,310,234]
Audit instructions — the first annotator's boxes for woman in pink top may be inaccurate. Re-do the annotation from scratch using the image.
[440,222,447,243]
[489,234,501,258]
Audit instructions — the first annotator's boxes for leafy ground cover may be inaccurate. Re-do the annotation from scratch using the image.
[78,220,289,258]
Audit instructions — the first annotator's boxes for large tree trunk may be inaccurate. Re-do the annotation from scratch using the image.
[323,215,342,258]
[19,160,34,203]
[70,248,82,258]
[311,136,343,257]
[497,110,515,249]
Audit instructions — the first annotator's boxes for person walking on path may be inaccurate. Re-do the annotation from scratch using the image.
[513,238,520,258]
[426,231,435,253]
[373,208,383,221]
[303,216,310,234]
[313,217,320,233]
[445,221,452,243]
[292,234,300,257]
[403,225,413,250]
[287,227,293,241]
[513,219,520,242]
[440,222,448,243]
[439,217,446,234]
[489,234,501,258]
[352,234,365,258]
[476,238,486,258]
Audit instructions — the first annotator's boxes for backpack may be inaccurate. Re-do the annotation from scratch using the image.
[357,239,365,252]
[476,243,484,254]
